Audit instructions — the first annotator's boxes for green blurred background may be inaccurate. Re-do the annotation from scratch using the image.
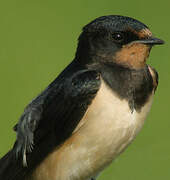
[0,0,169,179]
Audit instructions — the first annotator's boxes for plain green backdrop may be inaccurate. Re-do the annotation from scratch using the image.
[0,0,169,179]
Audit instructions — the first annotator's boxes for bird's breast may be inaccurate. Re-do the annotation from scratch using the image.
[31,79,154,180]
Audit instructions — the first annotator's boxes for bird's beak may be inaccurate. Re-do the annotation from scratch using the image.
[134,37,165,45]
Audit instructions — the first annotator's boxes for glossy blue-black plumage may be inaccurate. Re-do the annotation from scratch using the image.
[83,15,148,33]
[0,60,101,180]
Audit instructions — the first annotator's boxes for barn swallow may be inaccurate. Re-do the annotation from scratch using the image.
[0,15,164,180]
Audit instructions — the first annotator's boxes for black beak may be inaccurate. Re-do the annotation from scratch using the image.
[135,37,165,45]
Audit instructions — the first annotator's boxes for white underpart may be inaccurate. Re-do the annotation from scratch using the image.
[32,79,154,180]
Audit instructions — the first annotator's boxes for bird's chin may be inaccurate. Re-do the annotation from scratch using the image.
[114,42,151,69]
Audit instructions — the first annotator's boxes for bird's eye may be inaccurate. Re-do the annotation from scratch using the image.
[112,32,124,43]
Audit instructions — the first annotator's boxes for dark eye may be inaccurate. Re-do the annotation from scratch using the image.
[112,32,124,42]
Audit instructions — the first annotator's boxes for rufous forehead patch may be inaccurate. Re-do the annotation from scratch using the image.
[127,27,152,39]
[138,28,152,38]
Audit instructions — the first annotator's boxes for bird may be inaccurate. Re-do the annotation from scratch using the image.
[0,15,164,180]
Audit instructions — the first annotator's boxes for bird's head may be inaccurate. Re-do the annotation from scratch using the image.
[76,15,164,69]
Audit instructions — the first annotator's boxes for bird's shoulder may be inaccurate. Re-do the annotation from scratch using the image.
[13,60,101,167]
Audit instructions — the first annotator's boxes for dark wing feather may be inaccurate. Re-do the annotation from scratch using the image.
[0,61,101,180]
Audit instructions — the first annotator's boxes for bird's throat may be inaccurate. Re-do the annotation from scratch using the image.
[114,43,151,69]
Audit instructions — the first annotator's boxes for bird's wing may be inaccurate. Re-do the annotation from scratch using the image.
[13,67,101,168]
